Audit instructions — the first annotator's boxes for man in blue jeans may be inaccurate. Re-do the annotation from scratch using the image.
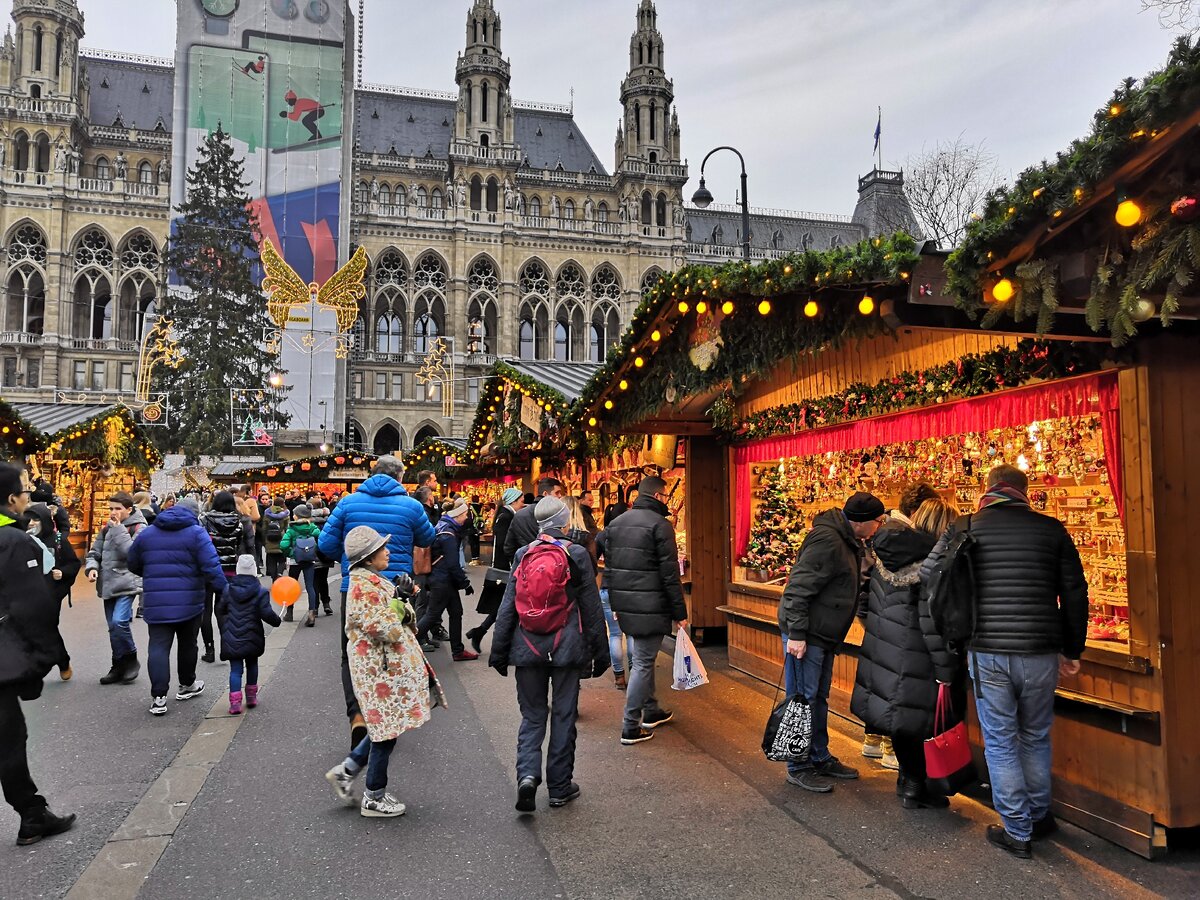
[85,492,147,686]
[778,492,886,793]
[922,464,1087,859]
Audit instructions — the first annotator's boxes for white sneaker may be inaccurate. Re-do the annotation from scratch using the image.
[176,681,205,701]
[360,792,405,818]
[325,764,358,806]
[149,696,167,716]
[861,740,883,759]
[880,752,900,771]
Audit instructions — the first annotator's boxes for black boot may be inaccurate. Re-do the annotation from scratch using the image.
[201,644,215,664]
[17,807,77,846]
[120,654,141,684]
[465,628,484,654]
[900,777,950,809]
[283,606,294,622]
[99,658,123,685]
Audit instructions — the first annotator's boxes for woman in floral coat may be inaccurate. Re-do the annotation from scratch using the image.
[324,526,442,818]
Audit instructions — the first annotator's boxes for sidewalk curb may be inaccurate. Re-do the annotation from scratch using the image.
[64,618,303,900]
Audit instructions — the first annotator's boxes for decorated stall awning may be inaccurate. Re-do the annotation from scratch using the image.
[0,398,45,456]
[6,402,160,469]
[223,451,379,483]
[403,437,470,478]
[462,360,601,467]
[941,37,1200,344]
[570,234,920,437]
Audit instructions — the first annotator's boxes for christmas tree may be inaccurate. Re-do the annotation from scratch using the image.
[157,127,288,461]
[740,463,808,579]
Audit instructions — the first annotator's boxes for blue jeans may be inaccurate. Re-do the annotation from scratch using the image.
[970,651,1058,842]
[346,735,397,793]
[295,563,318,612]
[104,595,137,658]
[600,590,633,674]
[622,635,666,731]
[781,635,835,774]
[229,657,259,693]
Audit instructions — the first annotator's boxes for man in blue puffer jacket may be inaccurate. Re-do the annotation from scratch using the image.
[318,455,435,747]
[127,498,228,717]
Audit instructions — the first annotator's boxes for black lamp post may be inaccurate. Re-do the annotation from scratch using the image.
[691,145,751,262]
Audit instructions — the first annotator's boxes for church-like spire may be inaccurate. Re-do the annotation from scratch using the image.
[454,0,513,150]
[617,0,677,166]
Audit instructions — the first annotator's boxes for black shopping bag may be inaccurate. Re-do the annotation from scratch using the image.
[762,655,812,763]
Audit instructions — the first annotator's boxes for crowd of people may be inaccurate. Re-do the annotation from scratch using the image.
[0,453,1086,859]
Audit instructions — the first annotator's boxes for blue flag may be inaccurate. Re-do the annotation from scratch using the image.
[873,108,881,153]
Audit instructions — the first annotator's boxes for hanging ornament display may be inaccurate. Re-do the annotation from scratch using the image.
[687,309,724,373]
[1170,195,1198,221]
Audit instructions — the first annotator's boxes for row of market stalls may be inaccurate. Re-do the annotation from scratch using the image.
[0,401,161,547]
[423,40,1200,858]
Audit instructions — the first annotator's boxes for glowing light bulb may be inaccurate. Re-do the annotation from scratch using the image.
[991,278,1015,303]
[757,299,771,316]
[1115,199,1142,227]
[804,300,819,318]
[858,295,875,316]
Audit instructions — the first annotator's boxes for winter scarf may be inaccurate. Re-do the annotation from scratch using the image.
[977,482,1030,511]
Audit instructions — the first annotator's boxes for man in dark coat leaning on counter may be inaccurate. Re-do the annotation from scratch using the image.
[779,491,887,794]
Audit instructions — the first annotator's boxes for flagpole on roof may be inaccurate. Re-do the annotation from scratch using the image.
[875,105,882,171]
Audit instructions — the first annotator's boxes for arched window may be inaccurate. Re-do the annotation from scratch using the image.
[345,420,366,450]
[634,102,641,141]
[649,151,657,164]
[374,249,408,288]
[591,267,621,307]
[138,161,153,184]
[54,30,62,74]
[590,304,621,363]
[640,268,662,296]
[393,184,407,212]
[519,259,549,297]
[413,424,440,446]
[563,199,575,220]
[519,310,535,360]
[470,175,483,211]
[428,187,440,209]
[355,180,369,203]
[479,133,489,157]
[373,424,401,456]
[14,132,29,171]
[374,305,404,354]
[711,224,724,245]
[486,176,499,212]
[33,133,49,173]
[118,273,155,343]
[73,271,112,339]
[119,232,159,271]
[656,192,667,227]
[4,262,45,335]
[465,82,472,125]
[29,84,40,99]
[597,202,609,223]
[95,156,110,180]
[413,293,444,355]
[378,183,391,208]
[8,224,48,265]
[638,42,644,65]
[481,81,489,122]
[466,256,497,355]
[412,252,448,291]
[555,263,586,299]
[554,317,569,361]
[640,191,652,224]
[34,25,43,72]
[528,195,541,218]
[801,232,814,251]
[772,229,784,250]
[650,101,657,141]
[74,228,114,269]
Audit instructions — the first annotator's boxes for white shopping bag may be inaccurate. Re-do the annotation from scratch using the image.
[671,629,709,691]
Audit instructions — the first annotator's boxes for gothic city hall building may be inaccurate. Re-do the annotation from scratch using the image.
[0,0,915,455]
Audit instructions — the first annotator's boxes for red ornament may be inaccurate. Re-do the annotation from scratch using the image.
[1171,196,1199,222]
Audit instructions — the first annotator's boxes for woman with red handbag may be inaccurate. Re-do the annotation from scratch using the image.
[851,496,965,809]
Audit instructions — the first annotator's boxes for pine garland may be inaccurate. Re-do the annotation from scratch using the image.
[732,340,1109,441]
[945,37,1200,342]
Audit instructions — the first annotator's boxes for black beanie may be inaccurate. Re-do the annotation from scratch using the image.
[843,491,885,522]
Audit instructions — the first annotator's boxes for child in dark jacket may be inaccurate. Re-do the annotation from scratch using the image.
[217,555,282,714]
[415,499,477,660]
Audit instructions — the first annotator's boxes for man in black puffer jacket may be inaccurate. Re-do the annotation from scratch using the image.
[0,463,76,846]
[920,464,1087,859]
[604,476,687,746]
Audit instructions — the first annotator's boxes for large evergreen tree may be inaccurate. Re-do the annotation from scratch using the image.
[158,127,286,461]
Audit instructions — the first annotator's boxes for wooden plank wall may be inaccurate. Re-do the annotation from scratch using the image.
[737,329,1018,416]
[685,436,729,630]
[1145,337,1200,827]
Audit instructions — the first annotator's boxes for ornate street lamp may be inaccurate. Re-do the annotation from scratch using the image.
[691,145,751,262]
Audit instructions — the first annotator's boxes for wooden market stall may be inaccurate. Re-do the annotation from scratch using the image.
[0,401,161,548]
[569,38,1200,858]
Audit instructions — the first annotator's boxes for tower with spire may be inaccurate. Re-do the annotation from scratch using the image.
[2,0,84,108]
[616,0,680,168]
[453,0,515,158]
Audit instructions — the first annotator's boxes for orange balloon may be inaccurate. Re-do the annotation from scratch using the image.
[271,576,302,607]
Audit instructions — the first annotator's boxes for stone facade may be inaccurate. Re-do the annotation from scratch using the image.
[0,0,916,456]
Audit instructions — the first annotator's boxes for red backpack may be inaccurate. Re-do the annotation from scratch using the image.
[514,537,575,635]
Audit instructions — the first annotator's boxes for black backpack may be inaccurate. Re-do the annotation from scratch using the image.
[924,515,977,644]
[265,517,283,543]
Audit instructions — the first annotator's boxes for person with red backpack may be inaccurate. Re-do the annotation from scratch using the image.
[488,497,609,813]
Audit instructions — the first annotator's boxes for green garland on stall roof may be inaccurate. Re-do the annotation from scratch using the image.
[0,399,47,457]
[55,415,159,470]
[945,36,1200,341]
[731,339,1113,442]
[567,232,921,434]
[464,361,573,463]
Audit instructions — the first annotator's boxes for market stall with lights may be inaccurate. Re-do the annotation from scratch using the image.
[216,451,380,496]
[1,402,161,546]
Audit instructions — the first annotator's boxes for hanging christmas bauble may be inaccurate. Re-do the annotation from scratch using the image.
[1170,195,1198,222]
[1130,298,1156,323]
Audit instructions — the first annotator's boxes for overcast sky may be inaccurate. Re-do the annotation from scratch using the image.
[76,0,1183,216]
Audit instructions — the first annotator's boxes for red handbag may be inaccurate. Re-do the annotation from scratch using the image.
[924,684,977,795]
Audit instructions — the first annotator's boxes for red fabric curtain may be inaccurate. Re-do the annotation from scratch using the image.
[733,371,1122,558]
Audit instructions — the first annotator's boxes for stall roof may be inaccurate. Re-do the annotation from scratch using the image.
[500,361,601,404]
[12,403,120,437]
[211,461,270,478]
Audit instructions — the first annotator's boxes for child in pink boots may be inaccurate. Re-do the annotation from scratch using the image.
[217,555,281,714]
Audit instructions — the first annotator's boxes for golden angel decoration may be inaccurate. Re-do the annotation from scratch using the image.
[260,238,368,358]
